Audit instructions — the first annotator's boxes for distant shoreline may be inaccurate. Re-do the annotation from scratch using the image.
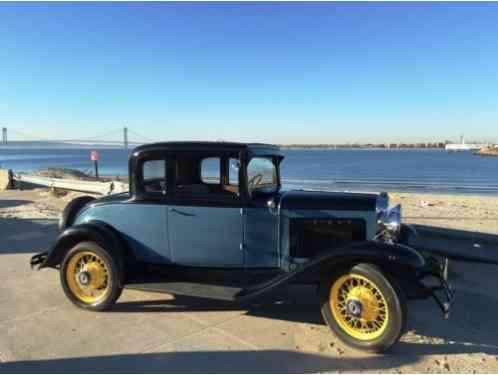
[279,146,445,151]
[1,140,448,151]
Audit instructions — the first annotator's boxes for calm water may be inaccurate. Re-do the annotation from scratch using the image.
[1,142,498,195]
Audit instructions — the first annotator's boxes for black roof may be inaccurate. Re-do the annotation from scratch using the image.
[132,141,283,157]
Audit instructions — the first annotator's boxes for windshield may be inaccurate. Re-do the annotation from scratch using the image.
[247,157,279,194]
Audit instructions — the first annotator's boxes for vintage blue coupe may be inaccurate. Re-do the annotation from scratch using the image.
[31,141,459,352]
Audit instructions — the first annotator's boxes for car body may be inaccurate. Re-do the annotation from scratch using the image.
[32,141,457,352]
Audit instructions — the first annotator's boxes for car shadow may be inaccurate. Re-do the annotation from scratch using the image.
[113,277,498,357]
[113,285,324,325]
[0,199,33,209]
[0,217,58,254]
[0,348,418,373]
[401,287,498,356]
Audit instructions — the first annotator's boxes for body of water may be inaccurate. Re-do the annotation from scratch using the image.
[1,142,498,195]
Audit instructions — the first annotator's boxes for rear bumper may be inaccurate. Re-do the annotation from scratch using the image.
[30,251,48,270]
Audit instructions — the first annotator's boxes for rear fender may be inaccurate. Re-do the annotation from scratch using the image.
[40,221,133,271]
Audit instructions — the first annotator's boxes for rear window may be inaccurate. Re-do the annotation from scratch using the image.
[142,159,166,193]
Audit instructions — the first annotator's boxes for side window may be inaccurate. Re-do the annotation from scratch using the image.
[229,158,239,186]
[142,159,166,193]
[201,157,220,184]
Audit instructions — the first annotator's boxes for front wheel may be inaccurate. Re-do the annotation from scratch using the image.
[319,263,406,352]
[60,241,123,311]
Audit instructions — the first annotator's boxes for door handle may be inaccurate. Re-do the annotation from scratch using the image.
[169,208,196,217]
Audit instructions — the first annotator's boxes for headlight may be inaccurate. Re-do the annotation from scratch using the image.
[382,204,402,235]
[376,192,389,223]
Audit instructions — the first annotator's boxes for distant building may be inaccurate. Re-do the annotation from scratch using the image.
[445,135,484,152]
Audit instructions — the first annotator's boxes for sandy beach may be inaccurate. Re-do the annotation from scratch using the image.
[1,187,498,372]
[2,188,498,235]
[390,192,498,235]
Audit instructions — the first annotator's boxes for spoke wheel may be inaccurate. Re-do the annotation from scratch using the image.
[331,274,388,341]
[61,241,123,311]
[66,251,111,304]
[319,263,406,353]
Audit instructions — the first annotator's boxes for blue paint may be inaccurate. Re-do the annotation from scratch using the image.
[74,197,375,270]
[168,206,243,267]
[244,207,278,268]
[75,203,170,263]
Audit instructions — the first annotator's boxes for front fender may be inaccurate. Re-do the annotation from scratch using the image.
[34,221,132,270]
[237,240,426,301]
[291,240,427,284]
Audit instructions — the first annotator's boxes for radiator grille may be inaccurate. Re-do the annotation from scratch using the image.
[289,218,366,258]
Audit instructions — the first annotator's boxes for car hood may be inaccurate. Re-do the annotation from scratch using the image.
[279,190,378,211]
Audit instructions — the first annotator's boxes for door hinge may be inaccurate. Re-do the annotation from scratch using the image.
[240,243,245,251]
[240,208,243,215]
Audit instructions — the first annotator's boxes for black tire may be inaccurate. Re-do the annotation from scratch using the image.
[319,263,407,353]
[60,196,96,231]
[60,241,123,311]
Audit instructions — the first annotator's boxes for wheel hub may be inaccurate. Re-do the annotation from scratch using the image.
[346,298,363,317]
[78,271,91,285]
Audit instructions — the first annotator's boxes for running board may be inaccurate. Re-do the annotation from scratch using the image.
[408,224,498,265]
[125,281,244,301]
[124,267,291,302]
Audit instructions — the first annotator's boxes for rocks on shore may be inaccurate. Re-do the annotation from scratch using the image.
[0,169,14,190]
[33,168,97,181]
[475,146,498,156]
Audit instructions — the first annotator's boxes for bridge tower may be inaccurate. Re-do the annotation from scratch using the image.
[2,127,6,144]
[124,126,128,149]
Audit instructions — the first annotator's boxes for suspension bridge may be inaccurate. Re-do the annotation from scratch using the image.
[0,126,152,149]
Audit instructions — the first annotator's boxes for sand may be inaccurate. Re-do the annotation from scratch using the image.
[390,192,498,235]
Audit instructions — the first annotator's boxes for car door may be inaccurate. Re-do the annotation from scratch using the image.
[168,205,243,266]
[243,157,280,267]
[167,155,244,267]
[244,198,279,267]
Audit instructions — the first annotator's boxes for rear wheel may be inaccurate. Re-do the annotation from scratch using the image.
[60,241,123,311]
[319,263,406,352]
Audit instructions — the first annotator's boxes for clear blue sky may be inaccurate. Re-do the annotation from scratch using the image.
[2,2,498,144]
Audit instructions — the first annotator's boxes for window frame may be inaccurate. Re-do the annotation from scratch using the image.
[245,155,281,196]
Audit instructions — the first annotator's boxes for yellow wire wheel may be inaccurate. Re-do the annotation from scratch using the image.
[60,241,123,311]
[66,250,112,305]
[330,273,389,340]
[320,264,406,352]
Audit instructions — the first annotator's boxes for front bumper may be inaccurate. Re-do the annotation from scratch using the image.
[30,251,48,270]
[397,224,454,318]
[419,257,454,318]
